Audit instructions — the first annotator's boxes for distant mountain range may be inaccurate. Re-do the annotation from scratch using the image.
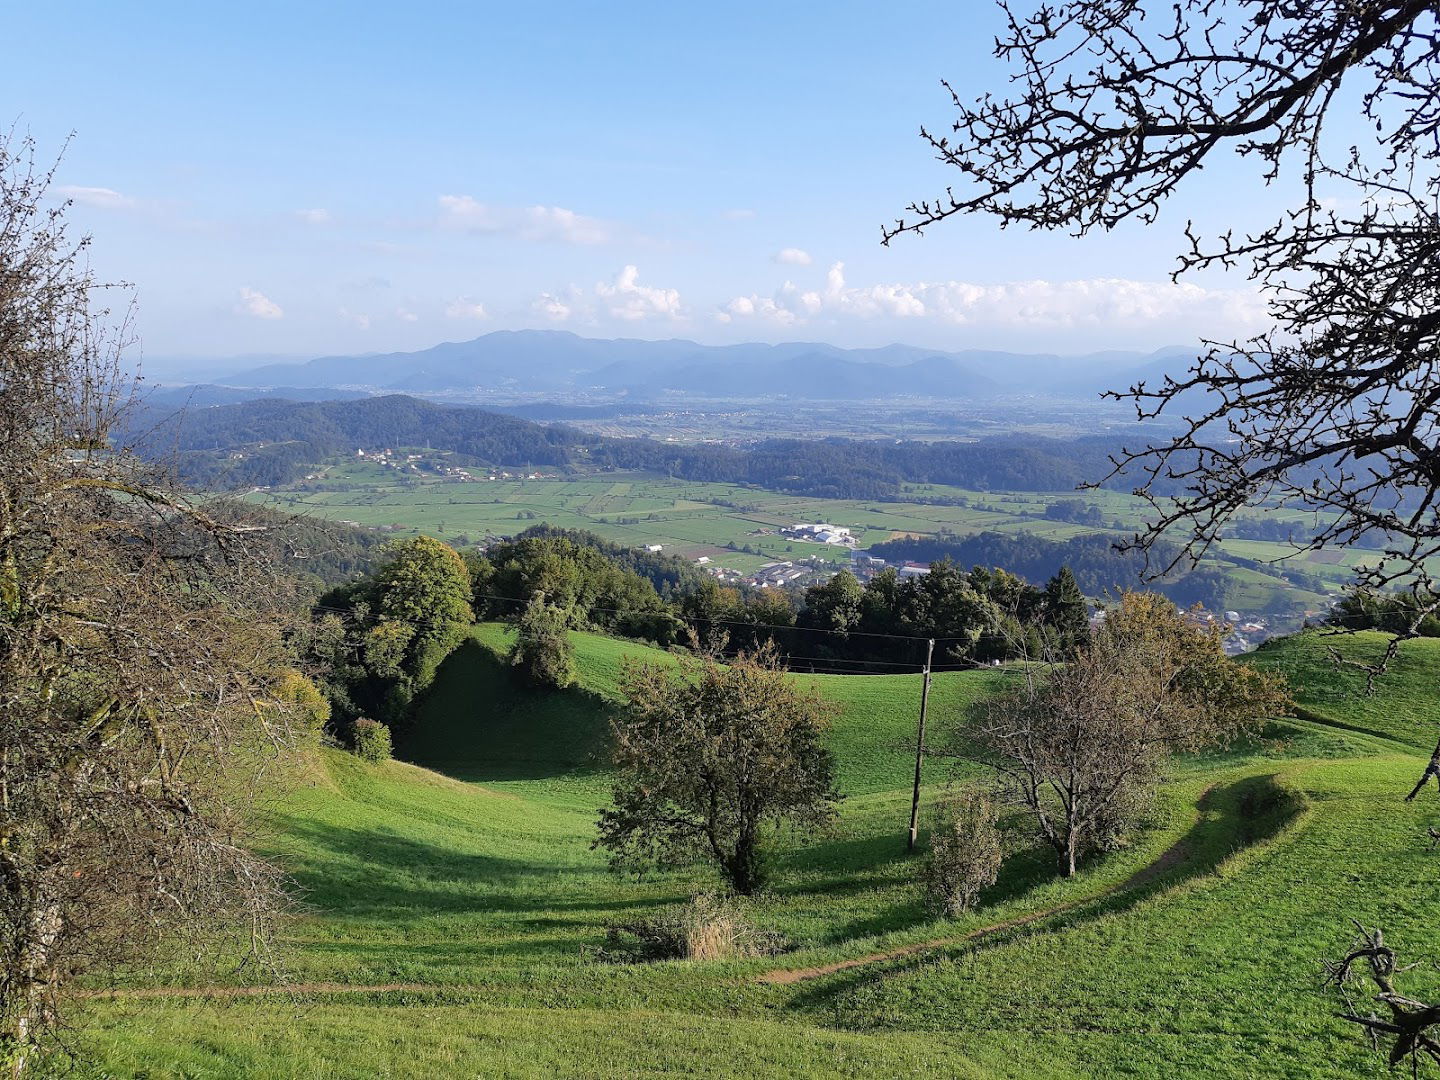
[207,330,1199,401]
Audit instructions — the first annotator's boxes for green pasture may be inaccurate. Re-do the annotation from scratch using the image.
[69,627,1440,1077]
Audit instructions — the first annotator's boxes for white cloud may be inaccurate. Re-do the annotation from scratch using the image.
[438,195,611,245]
[526,205,609,245]
[534,292,573,322]
[725,208,756,220]
[595,265,683,322]
[529,268,683,325]
[445,297,489,320]
[56,185,135,210]
[719,263,1265,333]
[715,280,821,326]
[339,307,370,330]
[297,208,331,225]
[395,307,419,322]
[773,247,812,266]
[438,194,501,231]
[236,287,283,320]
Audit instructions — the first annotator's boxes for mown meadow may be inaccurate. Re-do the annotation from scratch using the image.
[69,628,1440,1078]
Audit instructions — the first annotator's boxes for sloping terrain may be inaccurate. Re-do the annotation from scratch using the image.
[72,629,1440,1077]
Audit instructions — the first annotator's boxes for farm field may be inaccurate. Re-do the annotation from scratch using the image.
[70,627,1440,1077]
[248,464,1331,613]
[251,464,1114,571]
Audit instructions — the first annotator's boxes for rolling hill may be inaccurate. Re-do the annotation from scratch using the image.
[70,626,1440,1077]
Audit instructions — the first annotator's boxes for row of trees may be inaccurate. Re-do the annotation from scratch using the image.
[872,531,1233,613]
[594,593,1286,894]
[461,526,1096,675]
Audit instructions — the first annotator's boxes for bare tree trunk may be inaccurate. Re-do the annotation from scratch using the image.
[1061,801,1080,878]
[1406,735,1440,802]
[728,822,762,896]
[3,897,62,1078]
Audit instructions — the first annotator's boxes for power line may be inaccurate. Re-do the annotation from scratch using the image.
[465,590,972,645]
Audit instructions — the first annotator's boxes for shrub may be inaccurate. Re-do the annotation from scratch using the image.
[270,668,332,734]
[351,718,392,763]
[508,593,577,689]
[924,791,1003,917]
[601,893,784,963]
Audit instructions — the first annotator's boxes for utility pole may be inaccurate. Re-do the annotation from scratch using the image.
[907,638,935,852]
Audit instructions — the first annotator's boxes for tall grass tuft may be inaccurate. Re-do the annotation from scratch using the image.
[600,893,784,962]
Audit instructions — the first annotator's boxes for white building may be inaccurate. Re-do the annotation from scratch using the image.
[784,523,857,546]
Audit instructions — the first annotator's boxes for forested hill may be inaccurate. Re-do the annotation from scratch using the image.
[132,393,1176,498]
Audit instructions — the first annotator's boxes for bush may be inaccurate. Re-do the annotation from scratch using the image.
[269,668,331,734]
[351,718,392,763]
[508,593,577,689]
[601,893,784,963]
[924,791,1003,917]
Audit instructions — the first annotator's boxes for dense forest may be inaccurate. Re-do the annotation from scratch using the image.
[870,532,1233,611]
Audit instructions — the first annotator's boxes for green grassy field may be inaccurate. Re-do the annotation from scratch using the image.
[70,628,1440,1077]
[252,463,1099,572]
[248,464,1329,615]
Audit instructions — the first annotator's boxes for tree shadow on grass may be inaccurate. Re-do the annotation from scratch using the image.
[397,638,615,783]
[277,819,693,927]
[778,771,1304,1016]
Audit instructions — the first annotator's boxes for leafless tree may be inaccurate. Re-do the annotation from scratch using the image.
[0,134,306,1073]
[886,0,1440,789]
[958,593,1286,876]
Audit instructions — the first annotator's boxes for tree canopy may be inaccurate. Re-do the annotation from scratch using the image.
[596,645,840,895]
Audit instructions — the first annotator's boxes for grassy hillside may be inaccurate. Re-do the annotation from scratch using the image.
[403,623,1010,795]
[69,625,1440,1078]
[1248,629,1440,749]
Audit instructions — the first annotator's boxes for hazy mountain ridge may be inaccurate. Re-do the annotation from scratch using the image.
[213,330,1198,400]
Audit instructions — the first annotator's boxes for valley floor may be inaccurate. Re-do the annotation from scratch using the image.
[69,629,1440,1078]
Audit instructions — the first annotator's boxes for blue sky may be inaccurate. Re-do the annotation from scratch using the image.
[6,0,1296,361]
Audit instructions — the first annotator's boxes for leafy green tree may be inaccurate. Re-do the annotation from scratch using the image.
[269,669,332,735]
[316,536,475,726]
[508,593,577,689]
[597,644,839,895]
[351,718,392,763]
[1042,567,1089,652]
[370,535,474,636]
[461,550,495,617]
[800,571,864,637]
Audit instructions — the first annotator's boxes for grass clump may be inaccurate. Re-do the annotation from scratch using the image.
[600,893,785,962]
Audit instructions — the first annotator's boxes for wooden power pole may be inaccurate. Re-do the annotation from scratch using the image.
[907,638,935,852]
